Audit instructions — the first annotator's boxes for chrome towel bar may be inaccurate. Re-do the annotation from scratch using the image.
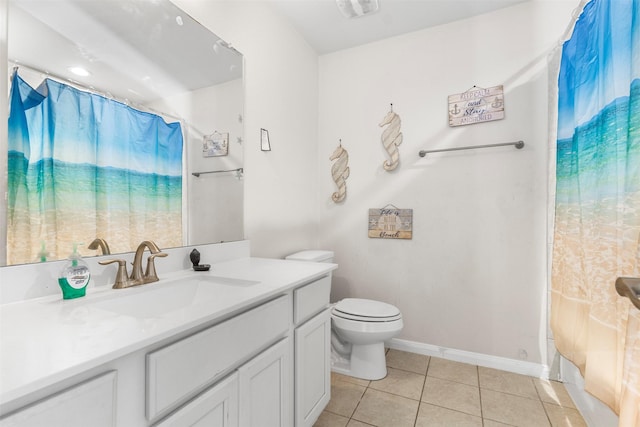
[192,167,243,177]
[419,140,524,157]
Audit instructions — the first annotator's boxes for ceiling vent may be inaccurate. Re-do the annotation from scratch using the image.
[336,0,379,18]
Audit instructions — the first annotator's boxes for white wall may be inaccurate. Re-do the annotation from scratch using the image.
[171,0,320,258]
[317,1,577,364]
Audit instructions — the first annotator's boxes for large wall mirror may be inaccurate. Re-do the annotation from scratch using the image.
[3,0,244,266]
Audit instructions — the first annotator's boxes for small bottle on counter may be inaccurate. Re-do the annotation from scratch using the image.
[58,243,91,299]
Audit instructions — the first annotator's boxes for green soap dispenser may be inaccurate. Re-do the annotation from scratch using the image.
[58,243,91,299]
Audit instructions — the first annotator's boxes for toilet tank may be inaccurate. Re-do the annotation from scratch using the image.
[285,250,334,263]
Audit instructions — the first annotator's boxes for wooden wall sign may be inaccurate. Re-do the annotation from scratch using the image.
[368,207,413,239]
[448,85,504,127]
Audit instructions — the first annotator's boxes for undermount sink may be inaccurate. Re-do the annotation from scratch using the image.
[196,276,260,287]
[92,274,260,319]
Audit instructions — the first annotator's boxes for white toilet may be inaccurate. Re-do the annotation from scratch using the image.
[285,250,403,380]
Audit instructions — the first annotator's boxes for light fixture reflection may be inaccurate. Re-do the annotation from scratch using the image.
[68,66,91,77]
[336,0,379,18]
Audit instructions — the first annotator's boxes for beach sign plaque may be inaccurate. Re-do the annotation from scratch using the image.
[448,85,504,127]
[203,132,229,157]
[368,208,413,239]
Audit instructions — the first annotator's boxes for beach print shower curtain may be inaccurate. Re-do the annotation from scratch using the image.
[7,72,183,264]
[551,0,640,423]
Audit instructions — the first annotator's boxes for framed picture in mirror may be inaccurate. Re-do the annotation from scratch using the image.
[261,128,271,151]
[203,132,229,157]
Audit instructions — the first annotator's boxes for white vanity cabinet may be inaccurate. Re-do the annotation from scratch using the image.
[293,275,332,427]
[153,337,293,427]
[0,258,336,427]
[146,295,291,422]
[153,274,332,427]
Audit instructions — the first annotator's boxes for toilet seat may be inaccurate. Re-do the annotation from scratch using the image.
[332,298,402,322]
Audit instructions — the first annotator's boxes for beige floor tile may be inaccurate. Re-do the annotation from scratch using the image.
[543,402,587,427]
[325,379,367,418]
[421,376,481,416]
[415,403,483,427]
[534,379,577,408]
[314,411,350,427]
[478,367,539,399]
[352,388,419,427]
[482,420,517,427]
[323,355,586,427]
[427,357,478,386]
[332,372,371,387]
[369,367,425,400]
[386,349,430,374]
[346,420,375,427]
[481,389,550,427]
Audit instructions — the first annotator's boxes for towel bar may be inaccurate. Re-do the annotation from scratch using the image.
[419,140,524,157]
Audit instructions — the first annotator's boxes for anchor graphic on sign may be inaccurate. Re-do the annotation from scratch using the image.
[450,103,460,115]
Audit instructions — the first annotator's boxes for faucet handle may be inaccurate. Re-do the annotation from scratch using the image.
[99,259,131,289]
[145,252,168,283]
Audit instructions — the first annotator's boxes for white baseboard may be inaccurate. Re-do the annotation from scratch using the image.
[387,338,550,379]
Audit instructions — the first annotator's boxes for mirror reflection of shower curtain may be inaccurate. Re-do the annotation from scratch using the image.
[7,72,183,264]
[551,0,639,424]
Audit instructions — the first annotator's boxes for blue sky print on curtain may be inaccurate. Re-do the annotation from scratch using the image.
[552,0,640,422]
[8,73,183,264]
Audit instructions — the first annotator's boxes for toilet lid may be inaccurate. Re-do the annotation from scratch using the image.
[334,298,400,318]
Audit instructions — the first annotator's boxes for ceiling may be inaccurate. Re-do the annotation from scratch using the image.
[269,0,528,54]
[8,0,242,104]
[7,0,528,104]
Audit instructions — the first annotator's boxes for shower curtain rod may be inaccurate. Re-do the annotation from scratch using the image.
[418,140,525,157]
[9,62,185,124]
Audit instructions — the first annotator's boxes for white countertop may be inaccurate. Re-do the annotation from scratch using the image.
[0,257,336,408]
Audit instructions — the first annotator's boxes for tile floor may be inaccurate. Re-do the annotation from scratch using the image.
[314,349,587,427]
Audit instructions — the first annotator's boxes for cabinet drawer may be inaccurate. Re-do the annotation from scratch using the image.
[1,371,116,427]
[147,295,291,421]
[294,275,330,325]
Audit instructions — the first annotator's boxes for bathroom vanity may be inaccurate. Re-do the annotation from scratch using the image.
[0,251,336,427]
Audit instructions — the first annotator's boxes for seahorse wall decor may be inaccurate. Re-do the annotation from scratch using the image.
[379,104,403,171]
[330,141,350,203]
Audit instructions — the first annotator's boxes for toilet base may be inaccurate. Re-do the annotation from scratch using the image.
[330,342,388,380]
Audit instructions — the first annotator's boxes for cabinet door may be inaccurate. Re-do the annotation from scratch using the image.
[295,308,331,427]
[238,337,292,427]
[154,372,238,427]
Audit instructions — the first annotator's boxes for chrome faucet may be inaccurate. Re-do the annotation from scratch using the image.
[88,238,110,255]
[99,240,167,289]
